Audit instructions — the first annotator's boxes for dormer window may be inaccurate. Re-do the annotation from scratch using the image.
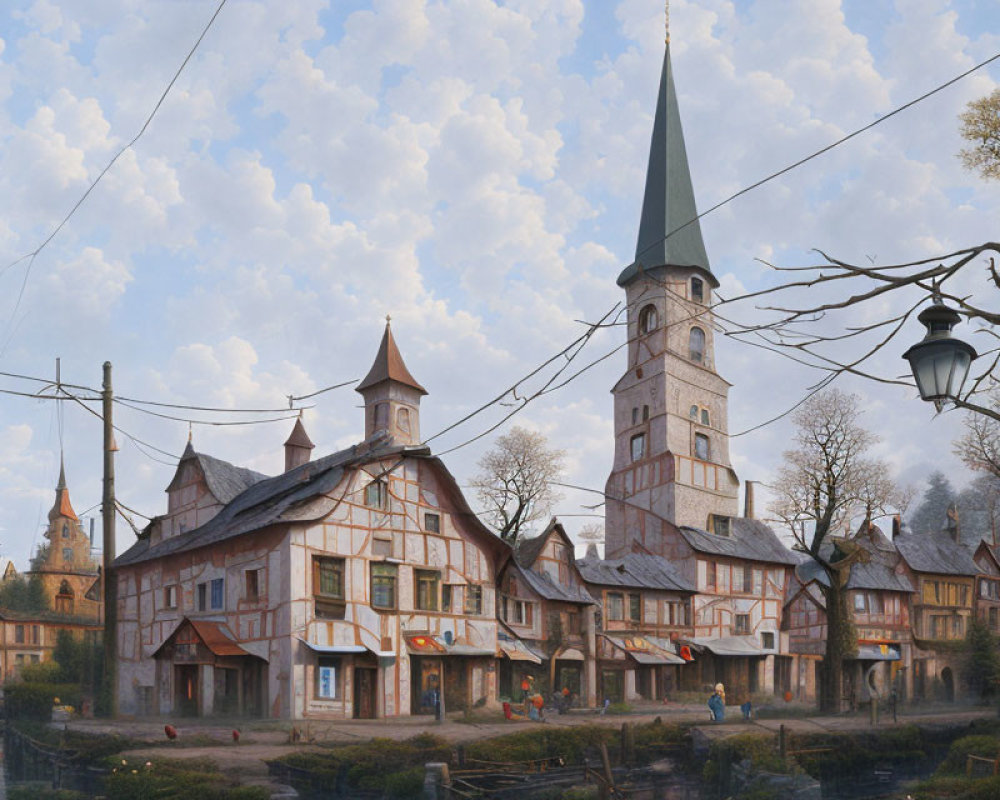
[691,277,704,303]
[689,327,705,363]
[638,304,658,335]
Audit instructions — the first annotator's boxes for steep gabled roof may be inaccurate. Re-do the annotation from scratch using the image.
[355,321,426,395]
[514,519,574,569]
[510,562,595,605]
[166,441,269,505]
[896,531,979,576]
[117,436,508,570]
[284,417,314,449]
[679,518,798,565]
[617,43,717,288]
[576,551,695,593]
[510,520,593,604]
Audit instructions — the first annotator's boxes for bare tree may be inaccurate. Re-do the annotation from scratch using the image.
[769,389,902,712]
[959,89,1000,181]
[956,389,1000,475]
[472,426,565,542]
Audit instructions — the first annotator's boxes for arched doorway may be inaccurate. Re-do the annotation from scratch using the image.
[941,667,955,702]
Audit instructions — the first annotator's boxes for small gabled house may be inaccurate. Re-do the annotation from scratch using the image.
[497,520,597,706]
[785,524,914,705]
[972,540,1000,634]
[576,551,694,703]
[114,323,506,720]
[660,519,798,700]
[895,528,978,702]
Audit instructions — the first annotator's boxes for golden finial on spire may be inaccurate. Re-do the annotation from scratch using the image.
[665,0,670,44]
[386,313,392,326]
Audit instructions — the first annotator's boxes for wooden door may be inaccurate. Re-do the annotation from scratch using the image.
[354,667,377,719]
[175,664,199,717]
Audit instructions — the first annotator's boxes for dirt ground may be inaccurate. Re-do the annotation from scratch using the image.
[59,703,1000,796]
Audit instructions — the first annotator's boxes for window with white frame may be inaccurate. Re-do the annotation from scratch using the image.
[316,656,341,699]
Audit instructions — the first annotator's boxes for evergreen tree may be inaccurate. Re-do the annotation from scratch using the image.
[963,617,1000,701]
[956,475,1000,545]
[909,471,956,535]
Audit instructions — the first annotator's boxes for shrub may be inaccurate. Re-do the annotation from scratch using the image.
[383,766,424,798]
[103,757,269,800]
[4,682,81,721]
[935,734,1000,776]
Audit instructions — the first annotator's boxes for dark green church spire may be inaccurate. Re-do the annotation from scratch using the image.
[617,42,715,287]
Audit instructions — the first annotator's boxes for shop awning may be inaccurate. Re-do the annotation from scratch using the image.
[603,635,685,665]
[854,643,901,661]
[690,636,765,657]
[153,617,257,660]
[556,647,585,661]
[645,636,694,663]
[499,638,543,664]
[298,638,394,657]
[405,634,494,657]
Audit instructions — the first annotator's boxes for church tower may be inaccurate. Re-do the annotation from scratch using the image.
[29,460,101,620]
[604,38,739,557]
[356,319,426,446]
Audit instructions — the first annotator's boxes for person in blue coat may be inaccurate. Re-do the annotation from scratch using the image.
[708,683,726,722]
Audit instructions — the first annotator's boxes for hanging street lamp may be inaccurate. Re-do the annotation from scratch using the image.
[902,299,977,404]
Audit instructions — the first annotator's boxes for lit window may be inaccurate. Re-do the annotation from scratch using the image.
[371,563,397,610]
[630,433,646,462]
[365,479,388,509]
[638,304,658,334]
[313,556,345,619]
[316,656,340,699]
[424,513,440,533]
[415,570,440,611]
[689,327,705,363]
[691,277,704,303]
[694,433,710,461]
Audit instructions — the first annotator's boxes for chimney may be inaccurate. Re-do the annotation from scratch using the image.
[284,417,315,472]
[892,514,901,540]
[743,480,755,520]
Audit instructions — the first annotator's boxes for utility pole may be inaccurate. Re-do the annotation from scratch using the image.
[102,361,117,716]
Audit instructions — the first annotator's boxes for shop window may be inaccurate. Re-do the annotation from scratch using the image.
[415,570,440,611]
[464,585,483,615]
[316,656,341,699]
[689,327,705,363]
[371,563,397,610]
[365,479,388,509]
[313,556,345,619]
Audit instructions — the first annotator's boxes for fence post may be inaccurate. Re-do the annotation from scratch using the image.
[423,762,450,800]
[779,724,787,761]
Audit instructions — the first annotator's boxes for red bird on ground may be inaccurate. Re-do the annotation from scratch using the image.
[232,730,240,743]
[164,724,178,740]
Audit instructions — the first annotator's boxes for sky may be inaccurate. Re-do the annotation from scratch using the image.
[0,0,997,569]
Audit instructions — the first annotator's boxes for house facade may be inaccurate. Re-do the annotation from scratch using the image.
[114,323,506,720]
[496,520,597,706]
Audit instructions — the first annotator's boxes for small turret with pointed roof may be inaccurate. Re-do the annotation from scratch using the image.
[356,317,425,445]
[284,415,315,472]
[49,457,78,522]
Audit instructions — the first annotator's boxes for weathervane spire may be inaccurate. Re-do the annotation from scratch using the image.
[665,0,670,44]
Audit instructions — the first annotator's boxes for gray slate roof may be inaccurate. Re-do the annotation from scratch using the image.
[895,531,979,576]
[795,525,913,594]
[576,552,695,593]
[513,563,595,605]
[196,450,269,504]
[117,436,405,568]
[679,518,798,566]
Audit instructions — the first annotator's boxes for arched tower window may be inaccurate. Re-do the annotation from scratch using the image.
[61,523,69,539]
[638,304,659,335]
[691,277,704,303]
[689,327,705,363]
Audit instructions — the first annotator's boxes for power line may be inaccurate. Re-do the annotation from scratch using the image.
[288,379,358,404]
[115,398,303,427]
[0,0,229,352]
[116,396,315,414]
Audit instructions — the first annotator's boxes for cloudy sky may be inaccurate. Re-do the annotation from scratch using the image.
[0,0,997,568]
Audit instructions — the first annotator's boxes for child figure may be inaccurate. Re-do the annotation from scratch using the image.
[708,683,726,722]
